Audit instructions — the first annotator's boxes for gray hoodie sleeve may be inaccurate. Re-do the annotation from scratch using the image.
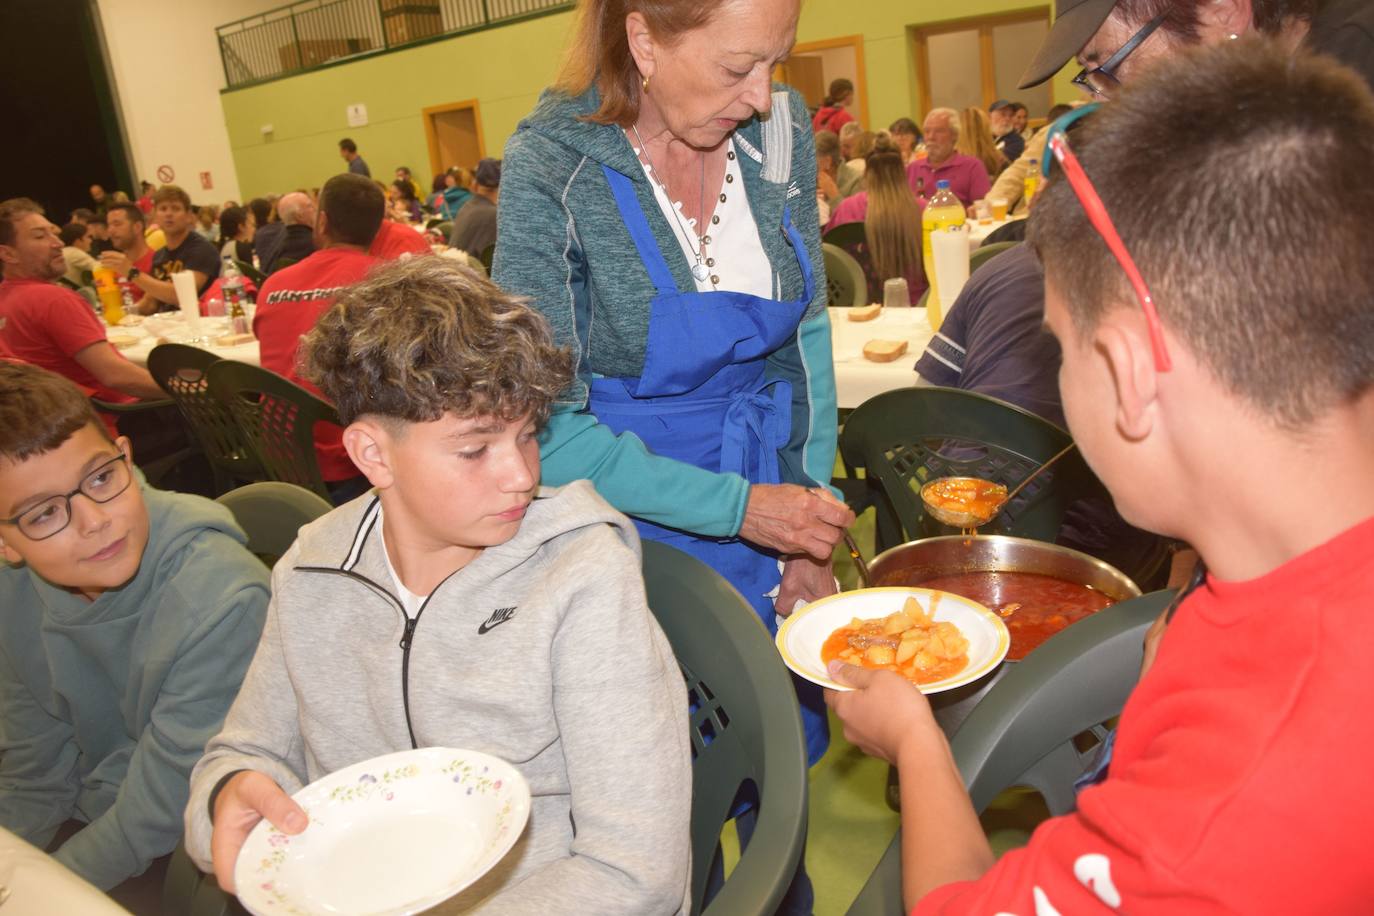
[183,550,310,873]
[467,527,692,915]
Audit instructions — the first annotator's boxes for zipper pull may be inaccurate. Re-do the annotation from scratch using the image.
[399,617,418,650]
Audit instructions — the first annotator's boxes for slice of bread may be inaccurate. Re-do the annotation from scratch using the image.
[863,339,909,363]
[847,304,882,322]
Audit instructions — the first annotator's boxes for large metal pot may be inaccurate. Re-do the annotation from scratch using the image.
[866,535,1141,735]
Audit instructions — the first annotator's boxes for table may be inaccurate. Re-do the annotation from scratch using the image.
[828,306,935,410]
[112,314,261,368]
[966,215,1027,250]
[0,827,130,915]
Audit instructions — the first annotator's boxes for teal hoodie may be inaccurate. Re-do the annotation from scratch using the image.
[0,481,269,889]
[495,85,838,538]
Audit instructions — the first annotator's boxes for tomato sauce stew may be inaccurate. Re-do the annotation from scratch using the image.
[878,570,1115,660]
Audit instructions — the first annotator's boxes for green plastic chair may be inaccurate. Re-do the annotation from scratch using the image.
[434,220,454,240]
[640,541,808,916]
[206,361,343,501]
[148,345,264,496]
[823,242,867,307]
[839,386,1106,551]
[479,243,495,271]
[232,258,266,286]
[845,589,1176,916]
[822,221,867,249]
[217,481,332,567]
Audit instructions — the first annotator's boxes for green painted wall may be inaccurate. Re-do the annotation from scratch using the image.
[221,1,1080,198]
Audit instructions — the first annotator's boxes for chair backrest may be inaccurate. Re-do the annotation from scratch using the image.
[952,588,1174,813]
[980,219,1028,247]
[968,240,1017,272]
[206,360,342,500]
[640,541,808,916]
[479,243,495,270]
[839,386,1106,546]
[823,242,867,308]
[822,221,867,250]
[217,481,332,567]
[843,589,1174,916]
[147,344,263,492]
[233,257,266,286]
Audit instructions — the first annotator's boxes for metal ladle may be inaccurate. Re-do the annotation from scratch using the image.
[920,442,1078,530]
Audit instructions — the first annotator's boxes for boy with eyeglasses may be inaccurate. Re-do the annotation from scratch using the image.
[830,41,1374,913]
[0,361,269,893]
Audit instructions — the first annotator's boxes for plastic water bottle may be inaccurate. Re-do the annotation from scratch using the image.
[921,180,966,330]
[221,257,245,310]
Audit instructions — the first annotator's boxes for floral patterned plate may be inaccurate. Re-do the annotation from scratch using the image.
[234,747,530,916]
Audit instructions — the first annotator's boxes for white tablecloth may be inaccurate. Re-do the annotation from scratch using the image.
[0,828,129,915]
[113,313,261,368]
[828,306,935,410]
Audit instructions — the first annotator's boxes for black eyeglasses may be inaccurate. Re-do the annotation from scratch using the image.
[0,454,132,541]
[1071,13,1166,97]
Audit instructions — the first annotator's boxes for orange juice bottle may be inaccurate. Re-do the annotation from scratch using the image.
[92,267,124,325]
[1023,160,1040,207]
[921,180,965,330]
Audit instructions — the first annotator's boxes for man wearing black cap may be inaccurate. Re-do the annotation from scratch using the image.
[448,158,500,258]
[1018,0,1372,95]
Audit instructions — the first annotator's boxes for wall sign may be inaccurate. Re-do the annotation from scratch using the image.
[156,164,175,183]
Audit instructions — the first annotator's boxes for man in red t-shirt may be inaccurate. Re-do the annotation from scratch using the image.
[827,45,1374,914]
[0,198,165,411]
[367,214,431,261]
[98,203,155,305]
[254,174,384,502]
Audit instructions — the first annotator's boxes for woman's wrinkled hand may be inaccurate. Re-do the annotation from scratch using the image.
[739,484,854,560]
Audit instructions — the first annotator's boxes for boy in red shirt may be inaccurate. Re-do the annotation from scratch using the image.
[828,42,1374,914]
[253,173,383,502]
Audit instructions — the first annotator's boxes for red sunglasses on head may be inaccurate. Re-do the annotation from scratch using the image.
[1042,104,1172,372]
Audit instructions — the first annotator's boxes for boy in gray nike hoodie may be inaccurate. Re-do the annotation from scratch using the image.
[185,258,693,914]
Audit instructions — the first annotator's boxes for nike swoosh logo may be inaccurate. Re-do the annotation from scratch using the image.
[477,617,512,635]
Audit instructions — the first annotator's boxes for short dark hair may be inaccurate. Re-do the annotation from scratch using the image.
[0,362,108,463]
[339,138,357,153]
[1028,39,1374,427]
[1010,102,1028,115]
[152,185,192,210]
[1251,0,1317,33]
[87,214,106,227]
[59,222,88,246]
[70,208,96,224]
[1113,0,1310,38]
[248,198,272,228]
[318,173,385,247]
[220,206,250,241]
[0,198,44,247]
[106,202,144,228]
[889,117,922,140]
[301,258,573,427]
[1046,103,1074,123]
[390,179,417,202]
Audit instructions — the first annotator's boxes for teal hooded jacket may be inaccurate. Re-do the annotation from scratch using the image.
[0,482,269,889]
[495,84,837,537]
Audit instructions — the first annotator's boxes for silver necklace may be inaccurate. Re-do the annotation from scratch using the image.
[630,124,712,283]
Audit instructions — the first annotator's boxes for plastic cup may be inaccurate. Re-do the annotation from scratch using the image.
[883,277,910,309]
[990,198,1009,221]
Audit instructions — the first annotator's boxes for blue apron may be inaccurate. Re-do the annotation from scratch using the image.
[590,165,828,764]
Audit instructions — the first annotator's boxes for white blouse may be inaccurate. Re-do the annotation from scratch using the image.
[633,138,773,299]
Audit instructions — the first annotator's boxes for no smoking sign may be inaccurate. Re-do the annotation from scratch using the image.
[156,164,175,183]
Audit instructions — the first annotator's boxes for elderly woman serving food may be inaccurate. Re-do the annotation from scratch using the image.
[494,0,851,774]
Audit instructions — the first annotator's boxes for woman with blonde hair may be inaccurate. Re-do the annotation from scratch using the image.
[494,5,853,887]
[958,106,1007,180]
[825,133,925,302]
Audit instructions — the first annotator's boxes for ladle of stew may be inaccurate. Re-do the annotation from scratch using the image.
[920,443,1078,531]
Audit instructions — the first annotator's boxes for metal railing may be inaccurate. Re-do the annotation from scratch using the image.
[216,0,572,89]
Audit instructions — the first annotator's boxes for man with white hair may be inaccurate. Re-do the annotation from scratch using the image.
[906,107,990,207]
[254,191,317,277]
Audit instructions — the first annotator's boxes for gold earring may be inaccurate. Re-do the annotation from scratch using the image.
[641,74,650,93]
